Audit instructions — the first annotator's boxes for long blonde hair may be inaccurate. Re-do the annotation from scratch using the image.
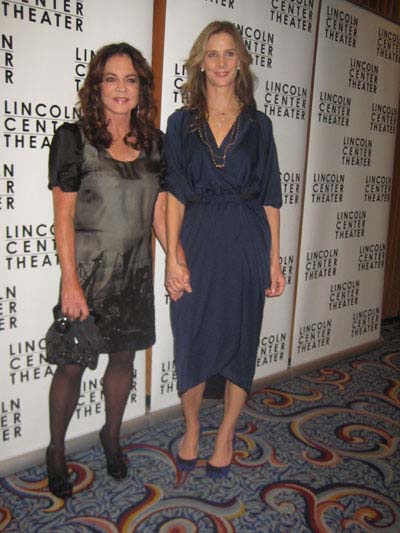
[182,21,255,129]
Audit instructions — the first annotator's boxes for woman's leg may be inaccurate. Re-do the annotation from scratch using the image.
[48,364,85,474]
[101,350,135,453]
[208,380,247,467]
[178,381,206,459]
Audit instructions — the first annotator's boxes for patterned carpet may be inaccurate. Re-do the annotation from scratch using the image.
[1,319,399,532]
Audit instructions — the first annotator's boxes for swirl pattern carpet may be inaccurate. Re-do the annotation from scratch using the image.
[1,319,399,532]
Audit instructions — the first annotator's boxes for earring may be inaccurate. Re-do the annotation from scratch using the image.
[201,68,205,72]
[237,65,240,71]
[136,104,140,114]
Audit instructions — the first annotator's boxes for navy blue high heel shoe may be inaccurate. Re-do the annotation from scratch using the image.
[206,437,234,480]
[205,460,231,480]
[176,453,198,472]
[176,430,201,472]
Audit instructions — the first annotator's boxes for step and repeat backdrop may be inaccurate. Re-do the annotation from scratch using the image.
[1,0,399,470]
[291,0,400,365]
[151,0,320,410]
[0,0,152,468]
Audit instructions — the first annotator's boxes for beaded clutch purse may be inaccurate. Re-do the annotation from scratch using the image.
[45,305,105,369]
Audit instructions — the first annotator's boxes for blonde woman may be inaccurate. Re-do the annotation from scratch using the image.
[165,21,285,479]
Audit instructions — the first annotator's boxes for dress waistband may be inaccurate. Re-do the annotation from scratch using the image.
[187,192,257,204]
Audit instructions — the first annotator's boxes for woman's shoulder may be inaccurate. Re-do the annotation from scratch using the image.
[55,121,81,136]
[168,107,191,119]
[167,107,193,129]
[252,109,273,129]
[247,110,274,141]
[52,121,82,148]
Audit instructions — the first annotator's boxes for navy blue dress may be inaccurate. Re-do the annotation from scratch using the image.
[165,108,282,394]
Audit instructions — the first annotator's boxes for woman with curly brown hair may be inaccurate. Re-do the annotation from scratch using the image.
[45,43,167,498]
[165,21,285,480]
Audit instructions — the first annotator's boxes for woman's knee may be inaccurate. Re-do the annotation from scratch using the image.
[108,350,135,368]
[55,364,85,380]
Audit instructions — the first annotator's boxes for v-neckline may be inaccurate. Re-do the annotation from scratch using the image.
[206,113,240,150]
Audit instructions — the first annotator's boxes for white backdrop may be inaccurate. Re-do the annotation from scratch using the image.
[151,0,320,411]
[291,0,400,365]
[0,0,152,470]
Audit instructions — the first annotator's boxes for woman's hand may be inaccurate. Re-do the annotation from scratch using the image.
[265,262,285,297]
[61,278,90,320]
[166,261,192,302]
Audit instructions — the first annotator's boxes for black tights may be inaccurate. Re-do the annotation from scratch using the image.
[48,351,135,473]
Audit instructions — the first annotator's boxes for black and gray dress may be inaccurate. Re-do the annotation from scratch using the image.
[48,123,165,355]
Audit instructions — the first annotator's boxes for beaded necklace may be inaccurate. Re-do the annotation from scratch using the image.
[198,115,240,169]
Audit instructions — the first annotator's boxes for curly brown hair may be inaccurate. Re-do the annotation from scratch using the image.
[78,43,158,153]
[182,21,255,129]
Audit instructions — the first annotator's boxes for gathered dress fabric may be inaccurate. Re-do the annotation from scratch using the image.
[165,108,282,394]
[48,123,165,359]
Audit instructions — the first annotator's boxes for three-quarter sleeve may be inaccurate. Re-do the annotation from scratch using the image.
[165,110,192,205]
[48,122,83,192]
[258,114,282,208]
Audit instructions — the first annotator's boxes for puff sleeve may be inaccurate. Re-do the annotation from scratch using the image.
[48,122,83,192]
[258,114,282,208]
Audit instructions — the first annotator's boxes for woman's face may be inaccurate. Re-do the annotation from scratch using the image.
[100,54,140,120]
[202,32,239,89]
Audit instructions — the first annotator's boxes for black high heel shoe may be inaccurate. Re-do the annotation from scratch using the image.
[46,445,73,499]
[99,426,128,481]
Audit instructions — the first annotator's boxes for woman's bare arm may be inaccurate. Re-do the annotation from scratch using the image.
[53,187,89,319]
[264,206,285,297]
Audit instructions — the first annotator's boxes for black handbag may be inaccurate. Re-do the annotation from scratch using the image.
[45,305,105,369]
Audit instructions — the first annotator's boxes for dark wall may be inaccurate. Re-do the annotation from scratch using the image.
[350,0,399,23]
